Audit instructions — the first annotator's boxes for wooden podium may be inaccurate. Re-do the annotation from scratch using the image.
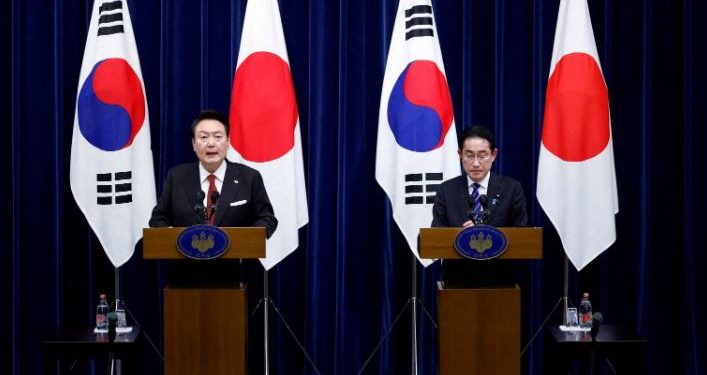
[143,227,265,375]
[419,227,542,375]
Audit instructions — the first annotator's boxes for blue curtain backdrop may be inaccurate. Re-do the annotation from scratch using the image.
[5,0,707,374]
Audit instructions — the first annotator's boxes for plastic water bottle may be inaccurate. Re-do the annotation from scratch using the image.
[578,292,593,328]
[95,294,109,330]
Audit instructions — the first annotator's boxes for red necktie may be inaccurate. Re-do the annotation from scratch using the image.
[206,174,216,225]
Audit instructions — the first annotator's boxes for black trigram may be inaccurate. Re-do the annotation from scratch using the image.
[97,0,125,36]
[405,172,443,204]
[96,171,132,205]
[404,5,434,40]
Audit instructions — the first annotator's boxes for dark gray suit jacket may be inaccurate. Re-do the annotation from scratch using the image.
[149,161,278,238]
[432,172,528,228]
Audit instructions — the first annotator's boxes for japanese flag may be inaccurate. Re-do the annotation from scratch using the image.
[537,0,619,271]
[228,0,308,270]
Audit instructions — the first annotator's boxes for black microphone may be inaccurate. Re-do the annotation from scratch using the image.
[479,194,488,207]
[478,195,489,224]
[590,312,603,341]
[466,195,475,222]
[209,191,220,224]
[194,191,207,224]
[107,312,118,343]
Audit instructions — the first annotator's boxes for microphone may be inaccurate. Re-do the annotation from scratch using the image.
[478,194,491,224]
[209,191,220,224]
[478,195,490,224]
[466,194,475,222]
[590,312,603,341]
[194,191,207,224]
[479,194,488,210]
[107,312,118,343]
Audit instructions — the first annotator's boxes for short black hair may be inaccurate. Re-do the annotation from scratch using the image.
[191,109,230,138]
[459,125,496,151]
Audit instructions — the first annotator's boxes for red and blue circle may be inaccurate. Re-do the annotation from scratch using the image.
[78,58,145,151]
[387,60,453,152]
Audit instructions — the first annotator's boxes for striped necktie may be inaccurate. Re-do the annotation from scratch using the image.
[470,182,482,223]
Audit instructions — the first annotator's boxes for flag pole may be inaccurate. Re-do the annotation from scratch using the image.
[357,253,436,375]
[115,267,120,300]
[411,256,418,375]
[264,269,270,375]
[563,255,569,326]
[521,255,571,356]
[258,267,321,374]
[113,266,122,375]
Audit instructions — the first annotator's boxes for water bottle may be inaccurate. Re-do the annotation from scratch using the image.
[95,294,109,330]
[578,292,593,328]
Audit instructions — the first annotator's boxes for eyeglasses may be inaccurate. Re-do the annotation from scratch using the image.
[461,152,492,163]
[195,132,226,144]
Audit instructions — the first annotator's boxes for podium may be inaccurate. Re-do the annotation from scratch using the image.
[419,227,542,375]
[143,227,265,375]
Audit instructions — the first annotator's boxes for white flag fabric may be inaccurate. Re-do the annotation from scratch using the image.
[537,0,619,271]
[375,0,460,266]
[228,0,308,270]
[70,0,156,267]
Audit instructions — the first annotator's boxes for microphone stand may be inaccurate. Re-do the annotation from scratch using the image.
[589,313,604,375]
[589,325,597,375]
[107,312,118,375]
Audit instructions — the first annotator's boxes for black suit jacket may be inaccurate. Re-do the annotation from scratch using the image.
[149,161,278,238]
[432,173,528,286]
[432,173,528,228]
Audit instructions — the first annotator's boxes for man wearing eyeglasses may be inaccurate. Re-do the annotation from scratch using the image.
[149,109,277,237]
[432,125,528,285]
[432,125,527,228]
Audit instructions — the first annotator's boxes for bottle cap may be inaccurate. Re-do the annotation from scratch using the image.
[100,293,107,298]
[583,292,589,298]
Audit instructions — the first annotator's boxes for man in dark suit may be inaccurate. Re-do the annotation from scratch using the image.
[432,125,527,284]
[149,109,277,285]
[149,109,277,236]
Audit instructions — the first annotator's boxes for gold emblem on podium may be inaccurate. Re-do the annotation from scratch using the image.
[191,232,215,253]
[469,232,492,254]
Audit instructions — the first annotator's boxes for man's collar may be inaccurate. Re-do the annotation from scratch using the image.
[199,161,227,182]
[466,172,490,190]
